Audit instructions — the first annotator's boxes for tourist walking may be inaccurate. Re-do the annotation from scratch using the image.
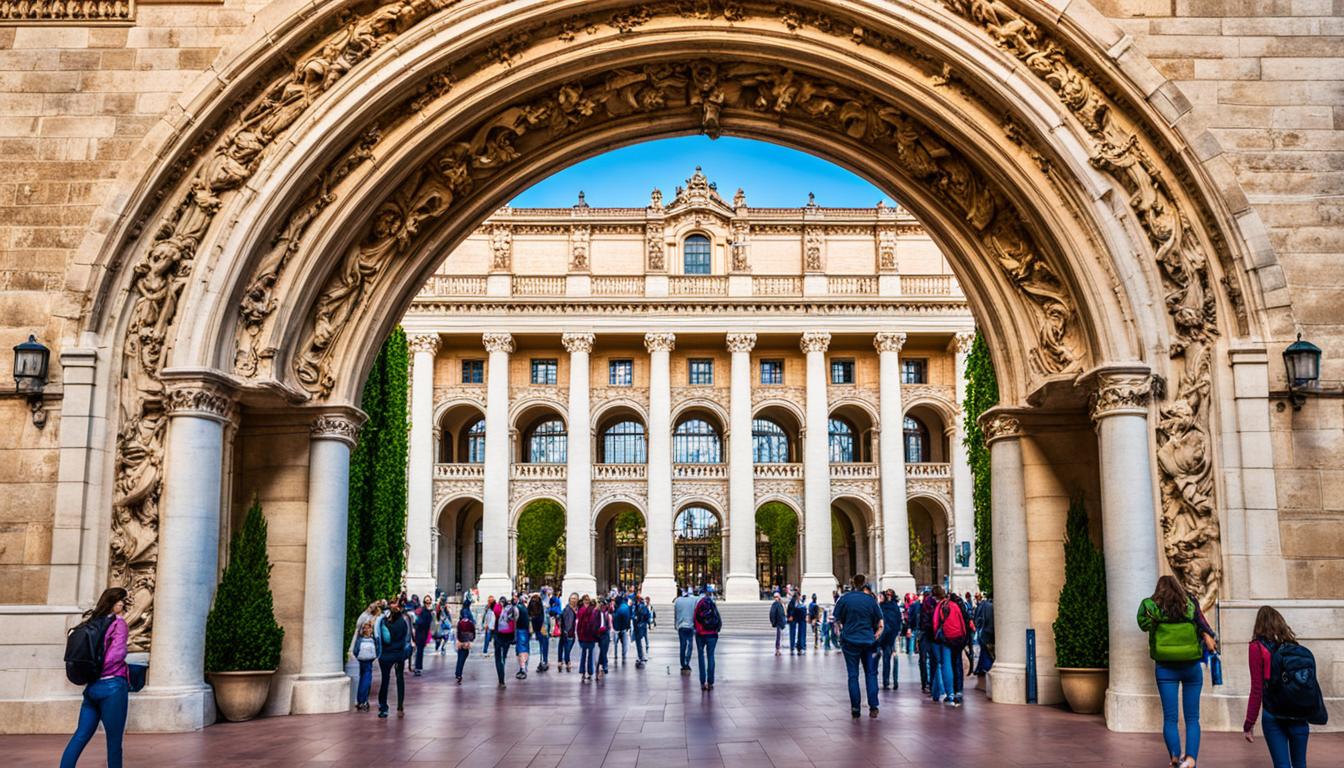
[560,593,579,672]
[633,595,652,667]
[454,607,475,684]
[1137,575,1218,768]
[576,595,598,682]
[529,592,550,673]
[375,602,413,718]
[933,588,973,706]
[674,588,699,673]
[787,592,807,653]
[973,593,994,676]
[878,589,901,689]
[808,594,820,647]
[917,587,936,693]
[595,597,614,679]
[348,619,380,711]
[514,593,532,680]
[770,592,786,655]
[694,585,722,690]
[833,574,883,719]
[481,596,497,654]
[60,587,131,768]
[1244,605,1326,768]
[492,597,518,688]
[412,595,433,675]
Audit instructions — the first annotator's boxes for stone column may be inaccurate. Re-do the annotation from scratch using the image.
[642,332,677,603]
[725,332,760,602]
[874,331,913,594]
[405,333,439,597]
[800,331,836,600]
[1090,368,1162,729]
[982,410,1030,705]
[949,330,977,592]
[562,332,597,598]
[142,376,234,731]
[477,332,514,599]
[292,411,363,714]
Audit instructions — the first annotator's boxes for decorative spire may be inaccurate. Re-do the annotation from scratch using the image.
[733,187,746,208]
[574,190,589,208]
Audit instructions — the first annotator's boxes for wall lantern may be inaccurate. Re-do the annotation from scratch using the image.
[12,334,50,428]
[1282,334,1322,412]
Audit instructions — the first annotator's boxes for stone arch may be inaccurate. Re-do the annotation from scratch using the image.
[908,492,953,588]
[590,397,649,434]
[435,400,486,463]
[434,493,482,595]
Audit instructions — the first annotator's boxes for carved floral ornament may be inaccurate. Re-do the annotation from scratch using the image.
[483,332,515,354]
[1089,372,1153,420]
[800,331,831,354]
[979,413,1022,443]
[561,332,596,354]
[408,333,441,355]
[310,412,364,445]
[644,332,676,354]
[725,332,757,354]
[873,331,907,354]
[1,0,133,23]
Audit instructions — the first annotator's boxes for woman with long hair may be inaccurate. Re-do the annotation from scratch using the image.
[1137,575,1217,768]
[559,593,579,672]
[376,601,414,718]
[1244,606,1310,767]
[60,587,130,768]
[575,595,597,682]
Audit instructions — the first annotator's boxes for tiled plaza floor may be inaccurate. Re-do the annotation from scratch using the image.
[9,634,1339,766]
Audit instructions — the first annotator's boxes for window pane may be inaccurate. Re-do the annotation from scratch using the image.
[901,359,927,384]
[760,359,783,385]
[828,418,855,462]
[601,420,647,464]
[609,359,633,386]
[903,415,929,463]
[531,358,558,385]
[689,358,714,385]
[527,418,567,463]
[465,418,486,463]
[830,359,854,385]
[684,234,711,275]
[461,359,484,384]
[752,418,789,463]
[674,418,721,463]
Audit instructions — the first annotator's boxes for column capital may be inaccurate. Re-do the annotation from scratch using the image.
[644,332,676,353]
[1087,367,1154,420]
[800,331,831,354]
[951,330,976,355]
[979,408,1023,445]
[482,332,515,354]
[726,332,757,353]
[408,333,441,356]
[873,331,906,354]
[161,369,238,423]
[562,332,596,354]
[310,409,366,447]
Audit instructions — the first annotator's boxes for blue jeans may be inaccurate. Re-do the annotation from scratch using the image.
[775,626,784,651]
[536,630,549,663]
[841,641,879,711]
[356,659,374,704]
[559,636,574,665]
[578,640,596,676]
[454,647,470,678]
[1155,660,1203,759]
[633,625,648,661]
[790,621,806,651]
[678,628,695,669]
[1262,710,1309,768]
[930,642,954,701]
[597,632,610,672]
[492,634,512,684]
[61,676,128,768]
[481,628,492,654]
[879,634,898,687]
[696,634,718,685]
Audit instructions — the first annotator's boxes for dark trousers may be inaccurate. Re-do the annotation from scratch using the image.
[916,630,931,688]
[579,640,596,676]
[1262,710,1310,768]
[537,630,550,663]
[678,628,695,669]
[633,625,649,661]
[696,634,718,685]
[790,621,806,651]
[60,677,128,768]
[356,659,374,703]
[414,638,428,671]
[879,634,898,687]
[559,636,574,664]
[454,647,470,678]
[493,634,512,684]
[841,641,880,712]
[775,626,784,651]
[377,656,406,713]
[597,632,610,672]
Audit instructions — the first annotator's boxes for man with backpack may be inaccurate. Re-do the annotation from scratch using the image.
[632,596,652,668]
[492,597,518,688]
[933,591,973,706]
[673,588,699,674]
[693,585,722,690]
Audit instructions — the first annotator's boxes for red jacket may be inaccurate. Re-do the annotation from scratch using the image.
[1245,639,1272,732]
[576,605,597,643]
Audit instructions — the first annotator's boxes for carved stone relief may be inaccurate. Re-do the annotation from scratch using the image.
[569,224,591,272]
[1,0,132,22]
[645,221,666,271]
[803,226,824,272]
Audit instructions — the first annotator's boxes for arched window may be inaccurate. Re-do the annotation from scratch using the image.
[675,506,720,540]
[601,420,647,464]
[683,234,711,275]
[525,417,567,463]
[828,418,856,463]
[752,418,790,463]
[904,415,930,463]
[674,505,722,592]
[673,418,721,463]
[464,418,486,464]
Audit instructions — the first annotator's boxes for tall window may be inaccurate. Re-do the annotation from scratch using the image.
[689,358,714,385]
[461,359,484,384]
[752,418,790,463]
[674,418,722,463]
[830,358,855,384]
[674,505,722,592]
[609,359,633,386]
[904,415,930,463]
[760,359,783,385]
[464,418,486,463]
[828,418,856,463]
[683,234,712,274]
[531,358,558,385]
[601,420,647,464]
[901,358,927,384]
[525,417,567,463]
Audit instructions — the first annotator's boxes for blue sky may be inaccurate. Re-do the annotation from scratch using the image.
[510,136,897,208]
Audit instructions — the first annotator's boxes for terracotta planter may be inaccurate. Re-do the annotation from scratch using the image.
[207,670,275,722]
[1058,667,1108,715]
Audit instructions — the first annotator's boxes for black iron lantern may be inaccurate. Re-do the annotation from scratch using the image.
[12,335,49,428]
[1283,334,1322,411]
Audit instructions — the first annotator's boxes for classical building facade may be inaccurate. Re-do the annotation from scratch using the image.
[400,172,977,604]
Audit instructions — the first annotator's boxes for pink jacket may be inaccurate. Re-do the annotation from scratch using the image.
[102,616,129,680]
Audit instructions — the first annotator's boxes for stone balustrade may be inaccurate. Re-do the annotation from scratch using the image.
[906,462,951,478]
[592,463,647,480]
[830,462,878,479]
[668,275,728,296]
[673,463,728,479]
[755,463,803,479]
[827,275,878,295]
[417,273,961,299]
[512,463,566,480]
[435,463,484,479]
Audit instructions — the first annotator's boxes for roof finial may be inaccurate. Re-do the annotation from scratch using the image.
[575,190,589,208]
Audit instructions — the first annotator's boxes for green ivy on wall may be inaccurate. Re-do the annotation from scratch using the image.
[962,330,998,595]
[344,327,409,646]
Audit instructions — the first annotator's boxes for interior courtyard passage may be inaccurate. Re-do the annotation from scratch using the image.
[6,634,1342,767]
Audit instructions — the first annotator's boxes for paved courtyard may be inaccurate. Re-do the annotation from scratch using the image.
[9,635,1339,767]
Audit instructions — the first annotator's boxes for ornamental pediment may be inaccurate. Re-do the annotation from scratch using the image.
[659,166,737,221]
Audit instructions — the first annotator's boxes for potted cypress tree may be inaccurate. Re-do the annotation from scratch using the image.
[1052,495,1109,714]
[204,498,285,722]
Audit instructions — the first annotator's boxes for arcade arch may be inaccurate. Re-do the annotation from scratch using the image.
[908,495,952,589]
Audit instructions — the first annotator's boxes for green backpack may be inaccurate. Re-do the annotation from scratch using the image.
[1144,598,1202,662]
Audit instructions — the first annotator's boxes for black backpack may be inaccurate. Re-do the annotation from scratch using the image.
[65,615,114,686]
[695,597,722,633]
[1265,641,1328,725]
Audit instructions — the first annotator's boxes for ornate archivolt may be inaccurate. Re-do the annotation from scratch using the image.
[939,0,1223,606]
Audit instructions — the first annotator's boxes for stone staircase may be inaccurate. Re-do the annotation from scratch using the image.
[649,600,776,636]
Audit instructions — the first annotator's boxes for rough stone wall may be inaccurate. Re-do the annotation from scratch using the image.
[1098,0,1344,595]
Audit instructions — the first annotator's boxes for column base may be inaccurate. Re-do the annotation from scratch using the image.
[799,573,837,603]
[129,684,217,732]
[290,673,351,715]
[641,574,678,605]
[988,662,1029,704]
[561,573,597,599]
[1105,688,1163,732]
[405,574,438,599]
[879,571,916,596]
[475,573,514,600]
[723,573,762,603]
